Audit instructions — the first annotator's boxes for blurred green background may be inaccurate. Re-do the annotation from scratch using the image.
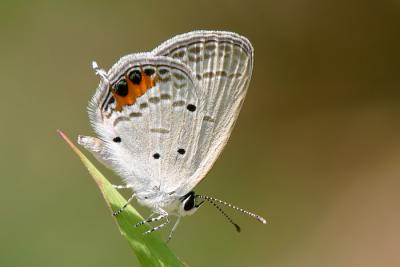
[1,0,399,266]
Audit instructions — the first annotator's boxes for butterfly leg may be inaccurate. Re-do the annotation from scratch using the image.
[134,211,167,227]
[112,193,136,217]
[134,210,170,235]
[133,213,157,228]
[143,215,170,235]
[166,217,181,242]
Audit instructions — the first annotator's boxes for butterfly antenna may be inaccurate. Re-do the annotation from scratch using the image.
[196,194,267,225]
[203,197,241,232]
[92,61,110,84]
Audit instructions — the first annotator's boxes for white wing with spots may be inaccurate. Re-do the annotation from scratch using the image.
[153,31,253,195]
[86,54,205,195]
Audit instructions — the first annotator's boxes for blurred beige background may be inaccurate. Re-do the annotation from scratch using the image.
[1,1,399,266]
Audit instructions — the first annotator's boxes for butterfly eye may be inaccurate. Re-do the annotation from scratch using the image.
[153,153,160,159]
[114,79,128,97]
[183,192,195,211]
[113,137,121,143]
[128,70,142,84]
[177,148,185,155]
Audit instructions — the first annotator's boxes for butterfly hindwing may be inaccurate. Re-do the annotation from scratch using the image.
[88,54,205,194]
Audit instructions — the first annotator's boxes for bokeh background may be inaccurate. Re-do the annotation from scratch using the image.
[1,1,400,266]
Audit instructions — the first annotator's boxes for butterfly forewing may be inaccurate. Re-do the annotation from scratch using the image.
[152,31,253,194]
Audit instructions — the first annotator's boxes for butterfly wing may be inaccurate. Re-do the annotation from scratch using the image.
[87,54,205,195]
[152,31,254,195]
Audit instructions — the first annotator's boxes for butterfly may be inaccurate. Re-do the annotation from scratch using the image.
[78,30,266,241]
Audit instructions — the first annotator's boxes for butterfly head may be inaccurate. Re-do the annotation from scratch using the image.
[178,191,204,216]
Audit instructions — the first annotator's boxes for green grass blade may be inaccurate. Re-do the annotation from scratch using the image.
[58,130,186,267]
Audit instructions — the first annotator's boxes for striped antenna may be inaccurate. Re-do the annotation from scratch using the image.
[205,197,241,232]
[196,194,267,225]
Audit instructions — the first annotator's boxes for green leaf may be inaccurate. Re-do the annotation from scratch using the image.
[58,130,186,267]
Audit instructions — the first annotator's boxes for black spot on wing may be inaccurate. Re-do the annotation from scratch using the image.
[187,104,196,112]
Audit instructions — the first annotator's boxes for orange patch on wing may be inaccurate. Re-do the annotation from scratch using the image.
[141,73,155,94]
[112,70,157,111]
